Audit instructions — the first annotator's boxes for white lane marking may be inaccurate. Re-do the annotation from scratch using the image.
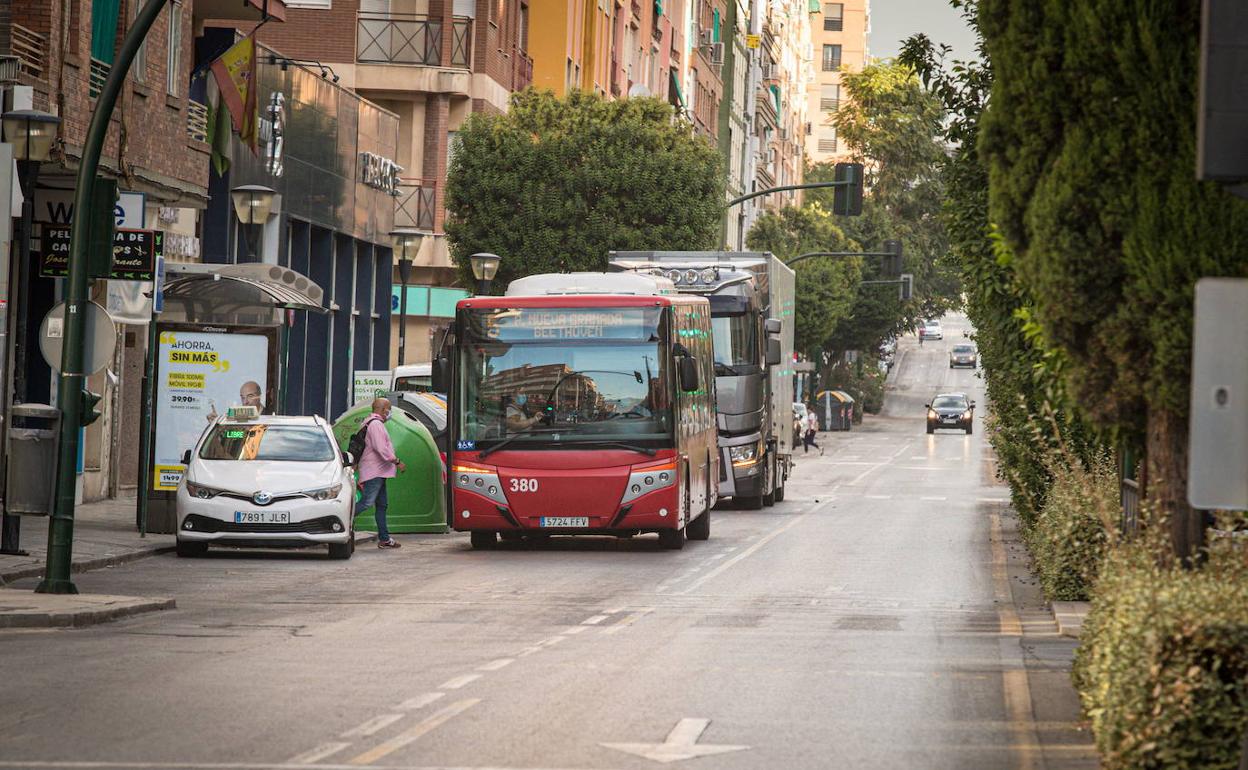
[341,713,404,738]
[287,741,352,764]
[395,692,444,711]
[910,455,928,460]
[605,606,626,614]
[602,717,750,763]
[864,494,892,500]
[581,614,609,625]
[708,553,727,560]
[345,698,480,765]
[849,443,914,486]
[477,658,515,672]
[539,635,568,647]
[977,497,1009,503]
[516,645,544,657]
[600,608,654,636]
[564,625,590,635]
[437,673,481,690]
[675,511,810,595]
[920,496,947,501]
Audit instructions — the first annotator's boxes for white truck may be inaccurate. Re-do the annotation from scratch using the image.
[609,251,795,507]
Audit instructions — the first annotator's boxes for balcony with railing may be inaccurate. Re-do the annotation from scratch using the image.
[356,13,472,68]
[187,99,209,143]
[395,178,436,232]
[10,23,46,79]
[513,48,533,91]
[820,98,840,112]
[89,59,110,98]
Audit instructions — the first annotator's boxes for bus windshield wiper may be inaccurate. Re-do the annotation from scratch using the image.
[477,426,560,460]
[714,362,739,376]
[564,440,657,456]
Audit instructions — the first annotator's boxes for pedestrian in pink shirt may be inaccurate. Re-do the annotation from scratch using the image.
[355,398,405,548]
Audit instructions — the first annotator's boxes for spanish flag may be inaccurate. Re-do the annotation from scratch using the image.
[210,35,258,154]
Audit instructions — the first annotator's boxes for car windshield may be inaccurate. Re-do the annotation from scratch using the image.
[932,396,967,410]
[711,313,759,374]
[459,307,673,447]
[199,424,336,461]
[953,345,975,353]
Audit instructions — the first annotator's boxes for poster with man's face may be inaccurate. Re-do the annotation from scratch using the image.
[152,330,270,490]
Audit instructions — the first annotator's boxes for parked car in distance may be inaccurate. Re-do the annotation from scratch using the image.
[175,408,356,559]
[926,392,975,435]
[949,344,978,369]
[393,363,432,392]
[919,320,943,340]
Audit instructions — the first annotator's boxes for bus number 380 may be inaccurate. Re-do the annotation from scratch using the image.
[509,478,539,493]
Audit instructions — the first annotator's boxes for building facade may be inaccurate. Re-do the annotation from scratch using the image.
[804,0,868,165]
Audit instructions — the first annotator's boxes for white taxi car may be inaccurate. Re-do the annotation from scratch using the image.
[175,408,356,559]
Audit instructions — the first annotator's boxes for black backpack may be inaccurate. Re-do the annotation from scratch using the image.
[347,416,376,464]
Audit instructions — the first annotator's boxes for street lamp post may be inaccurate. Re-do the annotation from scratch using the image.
[469,253,501,296]
[390,228,425,366]
[1,109,60,556]
[230,185,276,262]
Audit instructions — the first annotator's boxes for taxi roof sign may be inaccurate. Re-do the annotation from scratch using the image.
[226,406,261,420]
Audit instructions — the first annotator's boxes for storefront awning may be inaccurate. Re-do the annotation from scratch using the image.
[164,263,327,316]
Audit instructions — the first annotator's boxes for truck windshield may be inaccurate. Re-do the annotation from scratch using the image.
[711,313,759,374]
[459,307,673,448]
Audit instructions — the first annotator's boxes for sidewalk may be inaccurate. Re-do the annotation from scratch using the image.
[0,493,175,586]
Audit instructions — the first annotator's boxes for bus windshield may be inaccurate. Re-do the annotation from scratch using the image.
[459,307,672,448]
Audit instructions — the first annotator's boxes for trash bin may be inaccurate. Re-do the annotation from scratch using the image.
[332,403,447,534]
[5,404,60,515]
[817,390,855,431]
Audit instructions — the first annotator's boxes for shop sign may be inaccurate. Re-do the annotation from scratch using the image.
[151,330,270,490]
[353,370,393,405]
[35,189,145,228]
[360,151,402,195]
[39,228,160,281]
[261,92,286,177]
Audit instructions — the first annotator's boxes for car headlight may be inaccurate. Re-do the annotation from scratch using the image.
[963,411,973,420]
[730,443,761,467]
[927,410,937,419]
[303,484,343,501]
[185,481,224,500]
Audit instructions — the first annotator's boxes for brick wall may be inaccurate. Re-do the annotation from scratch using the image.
[253,4,358,65]
[11,0,208,202]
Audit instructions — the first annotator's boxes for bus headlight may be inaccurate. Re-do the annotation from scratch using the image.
[453,464,508,505]
[620,459,677,504]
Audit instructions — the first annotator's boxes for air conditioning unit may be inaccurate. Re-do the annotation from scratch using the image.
[709,42,725,67]
[698,29,713,47]
[806,121,813,135]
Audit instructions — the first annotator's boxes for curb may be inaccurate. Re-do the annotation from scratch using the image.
[0,543,177,587]
[1051,600,1091,639]
[0,596,176,629]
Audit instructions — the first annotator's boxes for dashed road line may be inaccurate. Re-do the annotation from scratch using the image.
[477,658,515,672]
[287,741,352,765]
[345,698,480,765]
[564,625,590,635]
[920,496,947,502]
[395,692,444,711]
[601,608,653,635]
[581,614,609,625]
[675,510,811,596]
[341,713,404,738]
[438,673,481,690]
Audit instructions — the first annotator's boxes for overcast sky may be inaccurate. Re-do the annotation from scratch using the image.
[868,0,980,64]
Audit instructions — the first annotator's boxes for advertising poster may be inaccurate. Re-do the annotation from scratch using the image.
[353,370,393,405]
[152,329,270,490]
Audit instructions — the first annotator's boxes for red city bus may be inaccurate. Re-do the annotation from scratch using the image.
[442,272,719,549]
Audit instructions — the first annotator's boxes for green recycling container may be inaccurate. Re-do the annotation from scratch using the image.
[332,405,447,534]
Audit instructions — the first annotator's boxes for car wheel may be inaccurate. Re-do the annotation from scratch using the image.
[965,423,974,435]
[774,478,786,502]
[658,527,686,550]
[328,538,353,559]
[686,509,710,541]
[926,423,935,435]
[762,456,776,507]
[176,540,207,558]
[470,531,497,549]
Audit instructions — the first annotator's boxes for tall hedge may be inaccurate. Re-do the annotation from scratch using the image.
[977,0,1248,552]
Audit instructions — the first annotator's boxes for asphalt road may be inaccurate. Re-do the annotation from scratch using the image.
[0,314,1096,770]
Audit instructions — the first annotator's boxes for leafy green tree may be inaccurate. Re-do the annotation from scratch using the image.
[744,205,861,359]
[445,89,725,290]
[977,0,1248,555]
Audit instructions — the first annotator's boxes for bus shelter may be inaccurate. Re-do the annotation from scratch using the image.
[140,263,326,533]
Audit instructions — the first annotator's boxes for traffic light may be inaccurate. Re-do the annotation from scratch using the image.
[883,239,903,278]
[81,389,103,426]
[833,162,864,216]
[899,273,914,302]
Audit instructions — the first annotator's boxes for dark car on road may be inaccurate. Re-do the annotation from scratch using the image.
[926,392,974,435]
[949,344,978,369]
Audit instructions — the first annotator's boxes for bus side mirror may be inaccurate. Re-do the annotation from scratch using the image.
[431,355,449,393]
[679,356,700,392]
[181,449,192,465]
[765,318,781,335]
[766,337,782,366]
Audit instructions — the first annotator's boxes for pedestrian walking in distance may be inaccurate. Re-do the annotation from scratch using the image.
[803,408,823,456]
[356,397,405,549]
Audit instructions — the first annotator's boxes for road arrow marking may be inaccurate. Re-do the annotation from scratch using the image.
[601,718,749,764]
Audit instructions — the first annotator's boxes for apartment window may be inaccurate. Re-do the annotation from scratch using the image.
[519,3,529,51]
[822,44,841,72]
[820,83,840,111]
[823,3,843,31]
[818,128,837,153]
[166,0,182,94]
[129,0,147,81]
[287,0,330,7]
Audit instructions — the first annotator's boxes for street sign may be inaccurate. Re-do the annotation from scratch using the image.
[39,227,159,281]
[38,301,117,375]
[745,34,760,49]
[1188,278,1248,510]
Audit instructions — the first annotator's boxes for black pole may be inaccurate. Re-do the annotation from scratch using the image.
[785,250,895,267]
[38,0,173,594]
[397,258,411,365]
[725,181,850,210]
[135,301,157,536]
[0,161,38,556]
